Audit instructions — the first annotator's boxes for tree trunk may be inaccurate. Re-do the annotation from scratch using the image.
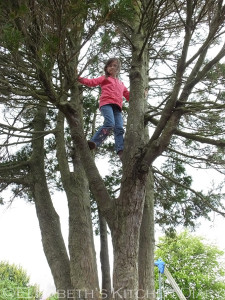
[108,7,150,298]
[111,177,147,300]
[138,47,156,300]
[30,104,72,295]
[68,160,99,300]
[139,169,156,300]
[55,111,99,300]
[99,210,112,299]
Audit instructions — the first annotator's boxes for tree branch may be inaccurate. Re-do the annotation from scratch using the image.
[146,115,225,147]
[154,167,225,217]
[59,102,116,228]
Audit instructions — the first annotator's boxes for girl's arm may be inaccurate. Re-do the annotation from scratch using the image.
[123,86,130,101]
[78,76,105,87]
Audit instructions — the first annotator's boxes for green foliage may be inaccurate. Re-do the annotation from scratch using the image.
[205,63,225,82]
[99,30,118,53]
[0,261,42,300]
[0,2,28,51]
[1,24,23,51]
[103,166,122,198]
[155,231,225,300]
[83,93,99,137]
[9,146,32,163]
[154,159,212,232]
[112,0,135,22]
[0,262,29,286]
[46,294,59,300]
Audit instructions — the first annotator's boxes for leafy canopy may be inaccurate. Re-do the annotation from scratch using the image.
[0,261,42,300]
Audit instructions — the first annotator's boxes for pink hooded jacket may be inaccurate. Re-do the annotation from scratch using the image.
[78,75,129,110]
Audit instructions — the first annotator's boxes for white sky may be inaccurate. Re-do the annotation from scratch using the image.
[0,198,58,298]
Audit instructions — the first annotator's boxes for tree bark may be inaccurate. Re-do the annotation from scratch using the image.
[55,110,99,299]
[99,210,112,299]
[67,161,99,300]
[111,183,147,300]
[139,169,156,300]
[29,104,72,295]
[138,44,156,300]
[107,4,150,298]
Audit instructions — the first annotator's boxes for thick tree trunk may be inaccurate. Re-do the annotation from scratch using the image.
[108,9,150,298]
[30,105,72,295]
[139,169,156,300]
[58,4,151,299]
[32,177,72,296]
[138,48,156,299]
[111,174,147,300]
[67,162,99,300]
[99,210,112,299]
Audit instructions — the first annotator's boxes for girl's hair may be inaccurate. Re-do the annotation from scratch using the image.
[104,58,121,77]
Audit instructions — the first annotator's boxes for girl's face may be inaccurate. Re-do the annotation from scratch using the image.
[106,61,119,77]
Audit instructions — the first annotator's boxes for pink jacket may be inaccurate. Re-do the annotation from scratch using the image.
[78,75,129,110]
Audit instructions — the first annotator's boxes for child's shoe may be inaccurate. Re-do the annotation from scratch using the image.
[88,141,96,150]
[117,150,123,161]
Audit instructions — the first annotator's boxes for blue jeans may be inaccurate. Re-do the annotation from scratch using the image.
[90,104,124,153]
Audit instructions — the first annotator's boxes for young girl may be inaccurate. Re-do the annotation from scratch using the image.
[78,58,130,160]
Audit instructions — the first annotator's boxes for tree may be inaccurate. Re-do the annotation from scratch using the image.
[1,1,225,300]
[155,231,225,300]
[0,261,42,300]
[0,0,104,298]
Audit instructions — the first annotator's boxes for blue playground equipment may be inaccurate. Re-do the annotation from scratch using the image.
[154,259,187,300]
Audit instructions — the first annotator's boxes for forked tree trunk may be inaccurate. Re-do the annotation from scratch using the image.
[108,7,150,298]
[31,104,100,299]
[58,2,152,298]
[55,108,99,299]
